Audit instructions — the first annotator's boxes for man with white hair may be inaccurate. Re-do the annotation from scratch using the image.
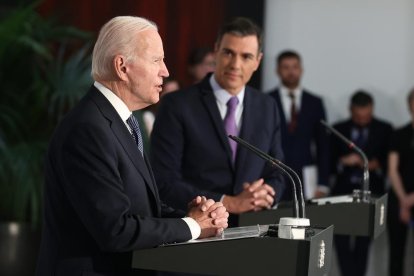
[36,16,228,276]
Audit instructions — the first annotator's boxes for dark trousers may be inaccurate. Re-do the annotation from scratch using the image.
[387,192,414,276]
[334,235,371,276]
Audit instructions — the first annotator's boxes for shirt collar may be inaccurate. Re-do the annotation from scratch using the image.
[210,74,245,105]
[280,85,302,98]
[94,81,132,122]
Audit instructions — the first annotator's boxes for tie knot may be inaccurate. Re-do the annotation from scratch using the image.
[227,96,239,109]
[288,91,295,100]
[126,114,144,155]
[127,115,139,130]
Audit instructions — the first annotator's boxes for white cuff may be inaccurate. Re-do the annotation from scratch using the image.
[220,194,226,202]
[181,217,201,240]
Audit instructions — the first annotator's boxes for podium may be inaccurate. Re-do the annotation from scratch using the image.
[239,194,387,238]
[132,225,333,276]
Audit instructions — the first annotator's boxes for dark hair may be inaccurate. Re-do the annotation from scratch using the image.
[276,50,301,65]
[188,47,213,66]
[350,90,374,107]
[216,17,262,52]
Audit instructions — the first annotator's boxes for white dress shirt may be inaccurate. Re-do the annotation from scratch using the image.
[210,74,245,130]
[94,81,201,240]
[280,85,302,122]
[209,75,245,202]
[278,84,330,195]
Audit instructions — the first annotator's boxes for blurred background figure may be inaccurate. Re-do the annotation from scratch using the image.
[134,77,181,153]
[387,88,414,276]
[331,91,392,196]
[161,77,180,97]
[330,90,392,276]
[187,47,215,84]
[268,50,330,201]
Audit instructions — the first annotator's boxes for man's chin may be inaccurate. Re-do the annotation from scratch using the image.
[283,81,299,89]
[151,94,160,104]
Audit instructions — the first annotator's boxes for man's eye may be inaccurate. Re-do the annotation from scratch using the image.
[223,50,232,56]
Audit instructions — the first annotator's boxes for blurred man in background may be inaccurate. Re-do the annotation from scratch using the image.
[187,47,215,84]
[268,50,330,201]
[330,90,392,276]
[387,88,414,276]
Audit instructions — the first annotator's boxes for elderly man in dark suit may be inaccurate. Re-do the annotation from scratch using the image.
[151,17,285,222]
[268,50,330,201]
[35,16,228,276]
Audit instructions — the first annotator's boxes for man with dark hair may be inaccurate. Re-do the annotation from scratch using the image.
[351,90,373,106]
[330,90,392,276]
[268,50,330,200]
[151,17,285,224]
[331,90,392,196]
[276,50,301,65]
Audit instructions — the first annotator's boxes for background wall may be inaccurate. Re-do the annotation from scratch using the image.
[38,0,225,87]
[37,0,264,88]
[262,0,414,127]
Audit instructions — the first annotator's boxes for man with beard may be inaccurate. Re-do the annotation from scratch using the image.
[268,50,330,201]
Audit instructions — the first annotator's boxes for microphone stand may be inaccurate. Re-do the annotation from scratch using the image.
[320,120,371,203]
[229,135,310,239]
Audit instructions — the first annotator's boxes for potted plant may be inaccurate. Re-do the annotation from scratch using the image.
[0,3,92,275]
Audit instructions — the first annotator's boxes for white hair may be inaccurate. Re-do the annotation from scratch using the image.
[91,16,157,81]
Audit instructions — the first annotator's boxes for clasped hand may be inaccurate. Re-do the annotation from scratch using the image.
[222,178,275,214]
[187,196,229,238]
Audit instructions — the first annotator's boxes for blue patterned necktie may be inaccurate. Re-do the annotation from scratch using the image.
[126,115,144,156]
[350,127,367,184]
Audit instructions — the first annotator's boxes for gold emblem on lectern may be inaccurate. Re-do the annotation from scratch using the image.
[380,203,385,226]
[318,240,325,268]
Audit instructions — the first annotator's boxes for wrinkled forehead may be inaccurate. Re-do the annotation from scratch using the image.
[136,29,164,55]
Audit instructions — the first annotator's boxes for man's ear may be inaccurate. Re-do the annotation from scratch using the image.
[254,52,263,71]
[113,55,128,81]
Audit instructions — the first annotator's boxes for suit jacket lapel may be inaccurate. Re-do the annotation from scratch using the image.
[88,88,159,202]
[144,154,161,216]
[296,91,310,134]
[235,88,254,178]
[273,89,288,134]
[199,80,234,168]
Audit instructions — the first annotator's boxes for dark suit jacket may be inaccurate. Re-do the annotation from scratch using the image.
[150,75,285,214]
[268,89,330,200]
[331,118,393,196]
[36,86,191,276]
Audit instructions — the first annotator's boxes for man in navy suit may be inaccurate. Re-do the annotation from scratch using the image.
[330,90,392,276]
[36,16,228,276]
[151,18,285,221]
[268,50,330,200]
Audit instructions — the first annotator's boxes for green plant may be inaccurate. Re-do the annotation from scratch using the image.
[0,2,93,226]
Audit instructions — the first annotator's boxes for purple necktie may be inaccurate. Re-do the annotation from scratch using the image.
[224,96,239,162]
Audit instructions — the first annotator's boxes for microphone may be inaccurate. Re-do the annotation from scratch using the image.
[229,135,310,239]
[320,120,371,202]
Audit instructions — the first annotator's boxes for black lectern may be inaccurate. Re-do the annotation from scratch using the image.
[132,225,333,276]
[239,194,387,238]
